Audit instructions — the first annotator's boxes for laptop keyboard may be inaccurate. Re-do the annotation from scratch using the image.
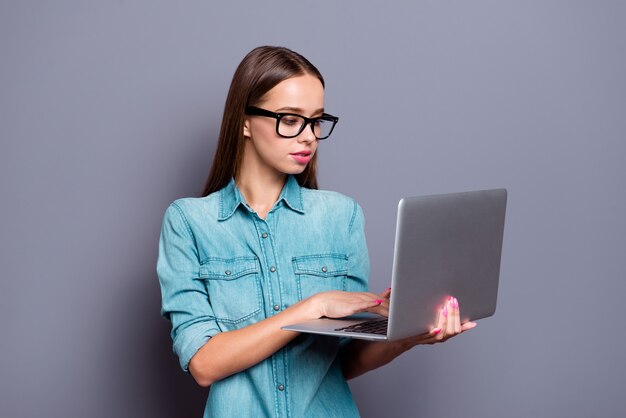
[334,318,388,335]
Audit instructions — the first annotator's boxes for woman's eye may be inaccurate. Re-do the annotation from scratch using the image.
[282,117,300,126]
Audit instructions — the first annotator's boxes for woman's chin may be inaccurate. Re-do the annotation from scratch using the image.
[280,164,308,175]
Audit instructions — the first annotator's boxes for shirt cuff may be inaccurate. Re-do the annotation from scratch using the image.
[173,321,220,373]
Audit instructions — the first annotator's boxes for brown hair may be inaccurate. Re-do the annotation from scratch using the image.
[201,46,325,197]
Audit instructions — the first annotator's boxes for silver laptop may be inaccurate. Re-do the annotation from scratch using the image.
[282,188,507,341]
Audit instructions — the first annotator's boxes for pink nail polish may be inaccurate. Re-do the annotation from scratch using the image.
[442,306,448,317]
[454,297,459,309]
[432,328,442,335]
[375,299,382,304]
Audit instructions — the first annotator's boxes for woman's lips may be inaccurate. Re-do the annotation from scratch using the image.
[290,151,312,164]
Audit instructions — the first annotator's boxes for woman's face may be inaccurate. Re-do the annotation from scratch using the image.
[242,74,324,178]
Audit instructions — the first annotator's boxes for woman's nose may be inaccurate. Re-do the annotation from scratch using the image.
[297,122,317,143]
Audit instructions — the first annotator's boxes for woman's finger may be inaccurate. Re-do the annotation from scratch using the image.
[445,297,456,336]
[378,287,391,299]
[320,291,386,318]
[461,321,477,332]
[429,327,442,340]
[435,304,447,340]
[366,301,389,317]
[357,298,383,313]
[453,297,462,334]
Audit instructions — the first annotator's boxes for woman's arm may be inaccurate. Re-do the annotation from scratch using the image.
[189,290,384,387]
[340,296,477,380]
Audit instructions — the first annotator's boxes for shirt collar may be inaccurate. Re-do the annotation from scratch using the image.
[279,175,305,214]
[218,175,305,221]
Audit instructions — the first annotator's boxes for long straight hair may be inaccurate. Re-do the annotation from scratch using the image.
[201,46,325,197]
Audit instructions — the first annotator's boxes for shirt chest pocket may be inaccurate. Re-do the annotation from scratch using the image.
[292,254,348,300]
[198,257,262,324]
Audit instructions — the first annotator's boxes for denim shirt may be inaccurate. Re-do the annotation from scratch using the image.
[157,175,370,418]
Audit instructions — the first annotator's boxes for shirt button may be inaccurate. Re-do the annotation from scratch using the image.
[225,270,232,276]
[270,266,276,273]
[273,304,280,311]
[277,384,285,391]
[261,232,268,238]
[321,266,328,273]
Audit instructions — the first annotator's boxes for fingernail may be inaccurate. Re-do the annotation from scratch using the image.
[375,299,382,304]
[442,306,448,317]
[386,288,391,291]
[453,297,459,309]
[432,328,442,335]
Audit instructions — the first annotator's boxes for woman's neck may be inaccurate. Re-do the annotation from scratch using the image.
[236,170,286,220]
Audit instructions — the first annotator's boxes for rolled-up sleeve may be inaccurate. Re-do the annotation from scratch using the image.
[156,203,220,372]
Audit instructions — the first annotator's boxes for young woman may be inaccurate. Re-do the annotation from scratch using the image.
[157,46,476,417]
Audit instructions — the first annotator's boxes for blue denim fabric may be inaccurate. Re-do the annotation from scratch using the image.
[157,175,370,418]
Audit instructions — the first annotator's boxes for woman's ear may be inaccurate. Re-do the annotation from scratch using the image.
[243,118,251,138]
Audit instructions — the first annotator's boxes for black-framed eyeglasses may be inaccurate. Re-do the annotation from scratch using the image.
[245,106,339,140]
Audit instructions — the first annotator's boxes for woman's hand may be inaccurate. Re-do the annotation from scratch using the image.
[309,290,384,319]
[397,296,477,348]
[367,287,391,317]
[370,288,476,344]
[340,294,477,380]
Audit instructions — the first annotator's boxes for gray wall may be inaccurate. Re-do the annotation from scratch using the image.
[1,1,624,417]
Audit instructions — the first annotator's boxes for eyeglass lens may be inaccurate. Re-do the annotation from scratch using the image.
[278,115,334,139]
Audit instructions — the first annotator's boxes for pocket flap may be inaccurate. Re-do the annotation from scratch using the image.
[199,257,260,280]
[292,254,348,277]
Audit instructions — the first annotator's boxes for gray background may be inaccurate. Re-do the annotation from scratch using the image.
[1,1,624,417]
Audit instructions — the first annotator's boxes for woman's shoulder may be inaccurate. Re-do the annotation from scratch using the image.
[302,187,356,204]
[301,188,364,220]
[162,192,220,222]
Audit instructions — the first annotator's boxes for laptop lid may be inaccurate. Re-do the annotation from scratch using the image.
[387,188,507,340]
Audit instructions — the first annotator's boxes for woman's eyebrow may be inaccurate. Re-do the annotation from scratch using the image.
[275,106,325,115]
